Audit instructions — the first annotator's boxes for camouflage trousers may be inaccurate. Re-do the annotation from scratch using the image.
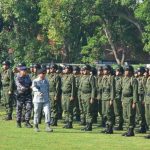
[81,93,93,124]
[16,92,32,122]
[62,93,74,123]
[122,100,136,129]
[101,100,115,126]
[2,87,13,116]
[50,92,58,120]
[145,102,150,129]
[114,98,123,127]
[136,94,146,127]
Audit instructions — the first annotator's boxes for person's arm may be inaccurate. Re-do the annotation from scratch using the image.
[91,76,96,100]
[55,75,61,99]
[32,79,41,94]
[71,75,75,100]
[133,78,138,103]
[110,76,115,101]
[9,69,15,93]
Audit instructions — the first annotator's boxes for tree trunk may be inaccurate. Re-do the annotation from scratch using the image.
[103,20,122,65]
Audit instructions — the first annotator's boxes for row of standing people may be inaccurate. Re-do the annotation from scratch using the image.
[1,61,150,138]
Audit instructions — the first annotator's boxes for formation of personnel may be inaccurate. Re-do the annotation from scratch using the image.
[0,61,150,138]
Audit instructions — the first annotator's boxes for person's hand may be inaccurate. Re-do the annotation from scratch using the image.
[54,96,57,101]
[132,103,136,109]
[90,98,94,104]
[110,100,113,106]
[70,97,74,101]
[8,91,11,95]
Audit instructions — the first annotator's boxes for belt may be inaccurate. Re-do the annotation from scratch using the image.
[2,84,9,87]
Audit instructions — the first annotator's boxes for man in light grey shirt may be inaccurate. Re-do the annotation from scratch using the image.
[32,68,53,132]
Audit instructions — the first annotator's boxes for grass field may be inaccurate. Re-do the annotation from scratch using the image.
[0,108,150,150]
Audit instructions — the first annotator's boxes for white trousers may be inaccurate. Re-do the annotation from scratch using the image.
[33,102,50,125]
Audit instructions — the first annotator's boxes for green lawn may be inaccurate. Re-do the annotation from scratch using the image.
[0,110,150,150]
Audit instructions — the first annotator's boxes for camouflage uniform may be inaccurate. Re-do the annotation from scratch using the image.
[47,72,61,126]
[79,65,96,131]
[101,73,115,134]
[1,64,15,120]
[122,66,138,136]
[61,66,75,128]
[15,67,33,128]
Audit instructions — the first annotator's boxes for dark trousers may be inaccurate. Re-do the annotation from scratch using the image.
[16,93,32,122]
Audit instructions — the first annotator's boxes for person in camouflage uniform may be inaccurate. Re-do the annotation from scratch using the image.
[96,66,103,127]
[79,65,96,131]
[144,68,150,139]
[1,61,15,120]
[114,66,124,131]
[91,67,98,124]
[73,66,81,121]
[15,66,33,128]
[47,64,61,126]
[56,65,63,120]
[101,65,115,134]
[0,73,2,104]
[78,67,86,125]
[136,67,147,133]
[61,65,75,129]
[122,65,138,137]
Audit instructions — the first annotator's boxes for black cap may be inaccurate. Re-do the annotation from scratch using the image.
[103,65,111,71]
[33,64,41,69]
[82,65,91,71]
[57,66,63,73]
[65,65,73,72]
[50,64,58,70]
[2,61,10,66]
[19,66,27,71]
[74,66,80,72]
[137,66,145,74]
[124,65,134,73]
[115,65,124,74]
[37,68,46,75]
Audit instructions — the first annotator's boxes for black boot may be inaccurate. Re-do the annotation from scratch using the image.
[114,124,123,131]
[25,120,33,128]
[51,118,58,126]
[105,125,113,134]
[136,125,146,133]
[65,122,73,129]
[145,134,150,139]
[17,121,22,128]
[101,124,109,133]
[82,123,92,131]
[75,115,81,122]
[125,128,135,137]
[5,114,12,121]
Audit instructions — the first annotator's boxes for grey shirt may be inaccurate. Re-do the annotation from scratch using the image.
[32,77,50,103]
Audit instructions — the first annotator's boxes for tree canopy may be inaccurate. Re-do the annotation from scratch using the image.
[0,0,149,65]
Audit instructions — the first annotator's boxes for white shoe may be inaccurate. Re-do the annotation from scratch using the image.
[45,126,53,132]
[34,127,40,132]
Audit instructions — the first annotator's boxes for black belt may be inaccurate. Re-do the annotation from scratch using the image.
[2,84,9,87]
